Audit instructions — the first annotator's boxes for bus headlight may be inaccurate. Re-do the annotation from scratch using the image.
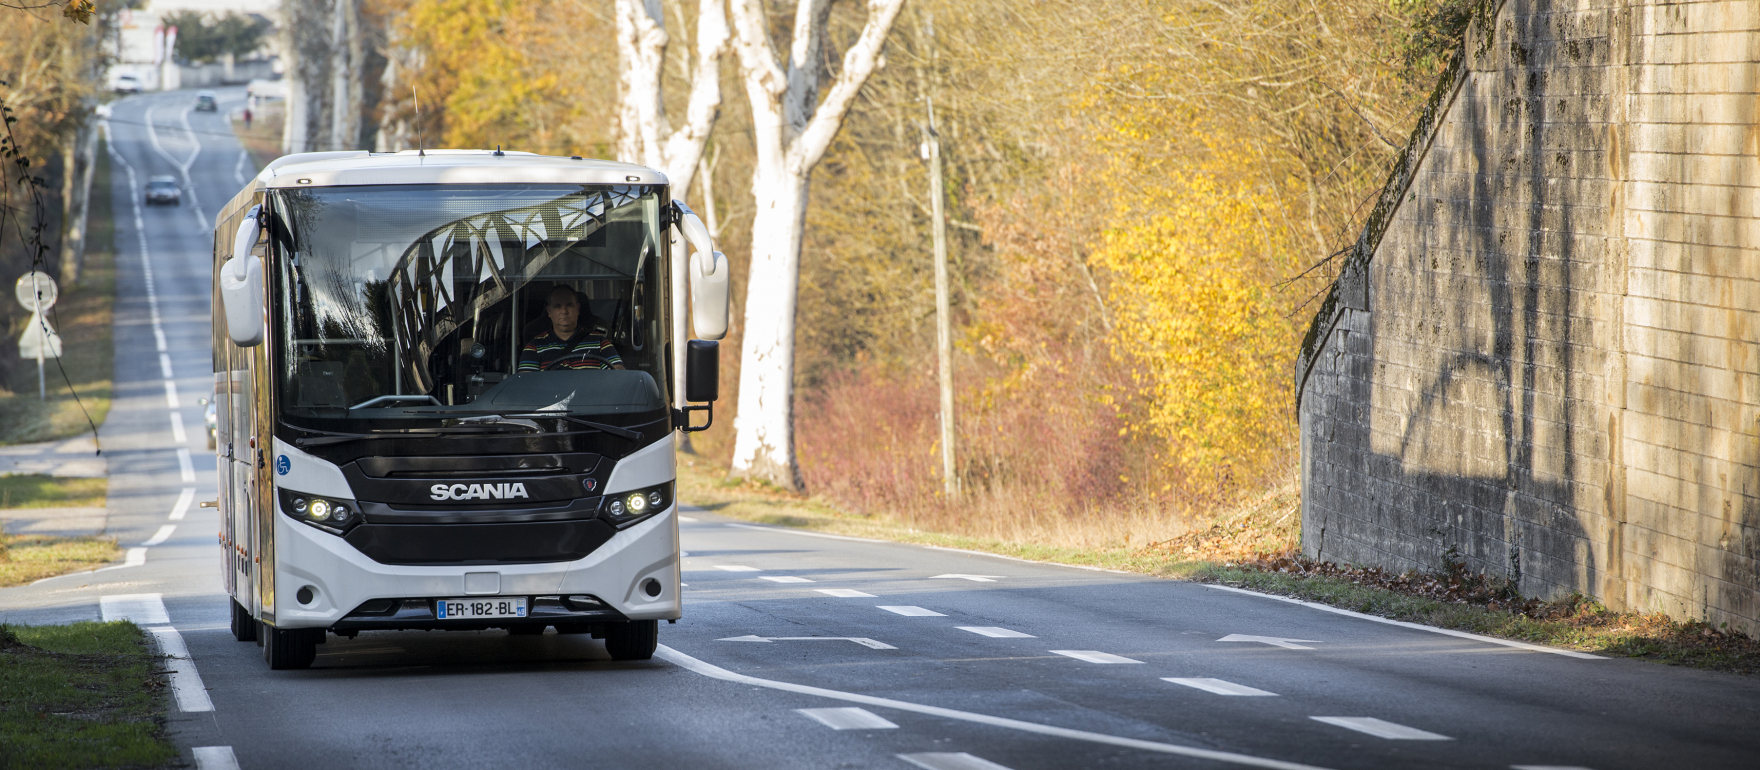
[602,482,671,527]
[278,489,361,535]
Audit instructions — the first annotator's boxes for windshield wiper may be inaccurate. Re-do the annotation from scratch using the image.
[282,421,540,448]
[403,410,644,441]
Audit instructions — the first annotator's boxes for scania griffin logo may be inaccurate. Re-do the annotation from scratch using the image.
[430,483,530,501]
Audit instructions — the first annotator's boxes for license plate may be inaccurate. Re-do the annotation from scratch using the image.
[435,597,528,619]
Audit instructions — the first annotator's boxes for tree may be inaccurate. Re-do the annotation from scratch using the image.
[725,0,907,489]
[612,0,728,443]
[163,10,269,64]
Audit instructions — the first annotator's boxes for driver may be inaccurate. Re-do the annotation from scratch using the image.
[517,285,626,371]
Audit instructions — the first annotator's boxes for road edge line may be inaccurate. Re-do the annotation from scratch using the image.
[655,644,1338,770]
[1200,583,1605,659]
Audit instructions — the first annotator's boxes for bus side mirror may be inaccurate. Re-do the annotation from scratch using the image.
[220,211,265,347]
[673,200,728,340]
[685,339,718,403]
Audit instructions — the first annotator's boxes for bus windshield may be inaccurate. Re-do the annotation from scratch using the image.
[270,184,670,424]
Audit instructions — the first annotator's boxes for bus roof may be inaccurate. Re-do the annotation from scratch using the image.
[256,150,668,189]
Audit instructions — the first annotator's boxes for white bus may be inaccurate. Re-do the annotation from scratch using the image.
[210,150,729,669]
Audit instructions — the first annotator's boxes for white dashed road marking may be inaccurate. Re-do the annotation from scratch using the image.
[759,575,814,583]
[94,547,148,573]
[815,588,877,598]
[930,574,1001,582]
[878,605,945,616]
[169,487,195,520]
[1049,650,1142,664]
[715,565,761,572]
[899,753,1016,770]
[177,448,195,482]
[957,626,1035,638]
[142,525,176,546]
[660,645,1337,770]
[718,634,897,649]
[1309,717,1451,740]
[193,746,241,770]
[1217,634,1321,650]
[101,594,170,624]
[1163,677,1278,696]
[797,707,899,730]
[170,412,188,444]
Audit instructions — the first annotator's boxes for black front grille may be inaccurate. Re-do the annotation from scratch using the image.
[343,519,616,565]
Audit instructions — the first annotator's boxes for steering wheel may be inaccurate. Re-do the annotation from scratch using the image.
[547,354,616,371]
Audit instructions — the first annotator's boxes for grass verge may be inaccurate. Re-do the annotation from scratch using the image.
[0,622,176,768]
[232,111,281,170]
[680,459,1760,674]
[0,474,106,509]
[0,534,121,588]
[0,140,114,446]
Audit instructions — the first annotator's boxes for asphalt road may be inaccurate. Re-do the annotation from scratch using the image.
[4,89,1760,770]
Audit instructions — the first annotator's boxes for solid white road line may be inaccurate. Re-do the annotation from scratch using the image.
[759,575,814,583]
[163,380,179,408]
[796,707,899,730]
[101,593,170,624]
[177,448,195,482]
[655,645,1340,770]
[1163,677,1278,696]
[160,353,175,379]
[815,588,877,598]
[878,605,945,617]
[170,412,188,444]
[957,626,1035,638]
[900,753,1016,770]
[1203,584,1605,660]
[1050,650,1143,664]
[169,487,195,521]
[193,746,241,770]
[1309,717,1451,741]
[142,524,176,546]
[154,327,168,352]
[715,565,762,572]
[148,625,215,712]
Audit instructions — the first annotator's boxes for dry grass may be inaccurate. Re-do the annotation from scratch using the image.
[678,457,1292,574]
[232,110,282,170]
[0,534,121,588]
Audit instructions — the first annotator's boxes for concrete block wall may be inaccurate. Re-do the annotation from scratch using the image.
[1297,0,1760,634]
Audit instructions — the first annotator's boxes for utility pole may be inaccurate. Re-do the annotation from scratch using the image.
[924,96,957,499]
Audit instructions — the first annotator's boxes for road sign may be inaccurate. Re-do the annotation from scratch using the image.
[14,270,57,311]
[17,312,62,359]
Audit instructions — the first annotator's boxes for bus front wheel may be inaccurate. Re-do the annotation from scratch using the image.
[604,620,657,661]
[262,623,320,670]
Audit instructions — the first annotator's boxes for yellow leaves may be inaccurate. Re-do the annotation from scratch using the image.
[61,0,94,24]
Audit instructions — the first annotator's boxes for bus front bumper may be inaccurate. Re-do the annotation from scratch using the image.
[267,505,682,631]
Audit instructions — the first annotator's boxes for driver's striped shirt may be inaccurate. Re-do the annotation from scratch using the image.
[517,327,623,371]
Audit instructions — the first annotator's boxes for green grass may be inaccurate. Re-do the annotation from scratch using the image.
[0,622,176,768]
[0,474,106,509]
[0,140,115,446]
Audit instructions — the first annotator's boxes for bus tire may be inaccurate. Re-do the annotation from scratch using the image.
[263,625,319,670]
[604,619,657,660]
[230,599,256,642]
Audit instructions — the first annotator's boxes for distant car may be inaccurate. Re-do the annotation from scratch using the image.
[113,74,142,94]
[145,175,181,206]
[202,394,218,450]
[195,91,218,112]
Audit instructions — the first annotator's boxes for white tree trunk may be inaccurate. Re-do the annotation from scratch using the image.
[613,0,728,427]
[724,0,906,488]
[730,172,808,485]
